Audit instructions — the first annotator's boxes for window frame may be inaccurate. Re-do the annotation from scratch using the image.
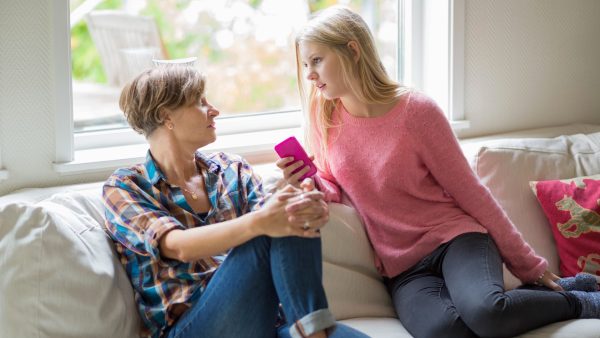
[54,0,75,164]
[53,0,465,175]
[73,110,303,151]
[403,0,467,128]
[55,0,315,173]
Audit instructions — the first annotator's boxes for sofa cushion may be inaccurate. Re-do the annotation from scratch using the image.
[321,203,396,319]
[339,317,600,338]
[517,319,600,338]
[530,174,600,279]
[470,132,600,289]
[0,191,140,338]
[341,317,411,338]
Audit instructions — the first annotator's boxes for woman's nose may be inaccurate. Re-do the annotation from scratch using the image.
[306,70,317,81]
[209,107,220,117]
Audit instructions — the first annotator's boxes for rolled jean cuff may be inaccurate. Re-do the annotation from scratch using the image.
[290,308,336,338]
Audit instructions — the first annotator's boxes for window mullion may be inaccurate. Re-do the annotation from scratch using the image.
[449,0,465,121]
[54,0,75,164]
[404,0,466,125]
[397,0,405,82]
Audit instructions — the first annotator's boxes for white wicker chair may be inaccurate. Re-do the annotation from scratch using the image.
[85,10,168,86]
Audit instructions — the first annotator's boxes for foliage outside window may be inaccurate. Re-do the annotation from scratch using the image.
[70,0,399,133]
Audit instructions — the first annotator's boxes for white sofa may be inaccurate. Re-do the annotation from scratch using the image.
[2,123,600,338]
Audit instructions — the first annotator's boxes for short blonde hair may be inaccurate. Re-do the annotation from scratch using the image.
[295,6,409,167]
[119,65,206,136]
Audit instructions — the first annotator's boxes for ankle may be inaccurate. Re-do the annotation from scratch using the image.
[572,291,600,318]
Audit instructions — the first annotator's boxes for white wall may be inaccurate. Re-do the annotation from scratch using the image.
[1,0,600,195]
[457,0,600,138]
[0,1,111,196]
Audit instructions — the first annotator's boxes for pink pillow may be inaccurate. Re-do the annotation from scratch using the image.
[530,175,600,278]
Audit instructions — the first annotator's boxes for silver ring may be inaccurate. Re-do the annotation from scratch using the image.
[303,221,310,230]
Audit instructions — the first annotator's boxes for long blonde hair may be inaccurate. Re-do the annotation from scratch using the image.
[295,6,409,168]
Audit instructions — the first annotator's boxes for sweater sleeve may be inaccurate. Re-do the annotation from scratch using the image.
[314,170,342,203]
[407,102,547,283]
[310,124,342,202]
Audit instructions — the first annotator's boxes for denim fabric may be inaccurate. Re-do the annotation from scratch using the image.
[386,232,580,338]
[165,235,369,338]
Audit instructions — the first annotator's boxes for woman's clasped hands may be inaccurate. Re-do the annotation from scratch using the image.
[257,178,328,239]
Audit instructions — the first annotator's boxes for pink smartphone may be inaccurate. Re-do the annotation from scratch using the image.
[274,136,317,181]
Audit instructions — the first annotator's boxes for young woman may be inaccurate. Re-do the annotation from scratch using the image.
[278,6,600,338]
[103,65,369,338]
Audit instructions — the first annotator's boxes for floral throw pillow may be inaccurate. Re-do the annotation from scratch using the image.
[530,174,600,279]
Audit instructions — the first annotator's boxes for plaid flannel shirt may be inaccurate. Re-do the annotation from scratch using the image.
[103,150,264,337]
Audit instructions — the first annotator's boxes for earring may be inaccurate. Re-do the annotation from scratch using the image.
[166,123,174,130]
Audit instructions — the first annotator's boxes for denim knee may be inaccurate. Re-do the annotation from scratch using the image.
[417,315,475,338]
[277,236,321,252]
[461,296,517,338]
[237,235,271,256]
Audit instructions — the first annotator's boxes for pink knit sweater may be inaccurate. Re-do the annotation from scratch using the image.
[314,91,547,283]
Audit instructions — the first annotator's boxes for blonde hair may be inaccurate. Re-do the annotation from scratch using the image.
[295,6,409,168]
[119,65,206,136]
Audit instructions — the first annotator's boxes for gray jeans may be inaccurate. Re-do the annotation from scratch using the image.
[386,232,580,338]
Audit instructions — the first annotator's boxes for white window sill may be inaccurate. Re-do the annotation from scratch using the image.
[451,119,470,130]
[53,128,303,175]
[53,119,470,176]
[0,169,8,182]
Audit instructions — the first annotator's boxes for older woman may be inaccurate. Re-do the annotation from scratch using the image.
[102,65,368,338]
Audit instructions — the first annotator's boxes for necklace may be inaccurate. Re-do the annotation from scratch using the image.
[178,167,203,200]
[181,186,199,200]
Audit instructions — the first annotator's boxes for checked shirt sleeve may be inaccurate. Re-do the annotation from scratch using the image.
[239,158,266,213]
[103,176,185,261]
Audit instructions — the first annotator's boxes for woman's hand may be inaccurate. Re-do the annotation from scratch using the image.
[284,178,328,234]
[275,156,315,187]
[537,270,563,291]
[255,184,323,238]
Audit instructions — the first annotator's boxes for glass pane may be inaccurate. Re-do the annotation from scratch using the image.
[70,0,398,133]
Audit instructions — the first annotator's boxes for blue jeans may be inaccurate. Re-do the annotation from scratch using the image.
[386,232,580,338]
[165,235,370,338]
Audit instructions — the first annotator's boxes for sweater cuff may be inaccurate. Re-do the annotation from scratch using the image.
[314,175,341,203]
[512,257,548,284]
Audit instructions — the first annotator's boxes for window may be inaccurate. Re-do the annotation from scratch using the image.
[54,0,464,174]
[68,0,400,146]
[402,0,466,125]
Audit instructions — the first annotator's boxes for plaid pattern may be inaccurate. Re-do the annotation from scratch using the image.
[103,151,264,338]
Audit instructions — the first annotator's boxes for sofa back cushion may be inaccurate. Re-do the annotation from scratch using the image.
[0,191,140,338]
[469,132,600,289]
[321,203,396,319]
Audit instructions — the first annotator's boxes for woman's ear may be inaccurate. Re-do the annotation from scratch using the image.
[160,109,174,130]
[347,41,361,63]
